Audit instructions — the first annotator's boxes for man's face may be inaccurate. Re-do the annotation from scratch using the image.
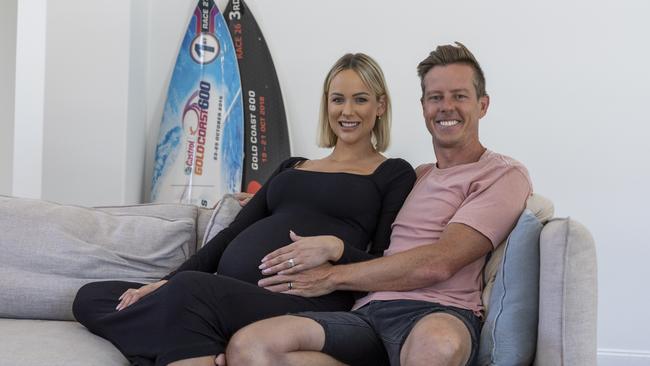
[420,63,489,150]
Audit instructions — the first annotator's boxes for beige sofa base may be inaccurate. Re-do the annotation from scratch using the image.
[0,318,128,366]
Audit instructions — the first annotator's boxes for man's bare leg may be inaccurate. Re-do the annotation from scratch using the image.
[168,355,216,366]
[400,313,472,366]
[226,315,345,366]
[214,354,226,366]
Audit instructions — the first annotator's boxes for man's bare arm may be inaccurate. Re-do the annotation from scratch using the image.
[258,222,493,296]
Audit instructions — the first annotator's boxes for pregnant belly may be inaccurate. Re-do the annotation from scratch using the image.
[217,213,345,284]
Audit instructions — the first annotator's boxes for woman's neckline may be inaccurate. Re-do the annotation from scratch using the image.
[292,158,392,177]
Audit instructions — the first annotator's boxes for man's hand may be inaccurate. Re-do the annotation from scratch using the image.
[233,192,254,207]
[258,263,336,297]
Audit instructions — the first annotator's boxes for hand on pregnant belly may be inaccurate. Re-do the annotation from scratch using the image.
[258,262,336,297]
[259,230,344,275]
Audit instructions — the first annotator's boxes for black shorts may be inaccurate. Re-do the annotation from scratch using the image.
[296,299,481,366]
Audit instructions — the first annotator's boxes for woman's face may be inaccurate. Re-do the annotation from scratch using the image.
[327,69,385,148]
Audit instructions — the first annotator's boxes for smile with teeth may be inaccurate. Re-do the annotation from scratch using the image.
[437,120,461,127]
[339,121,361,128]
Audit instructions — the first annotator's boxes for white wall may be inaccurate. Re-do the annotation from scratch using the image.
[0,0,17,196]
[12,0,47,199]
[41,1,146,206]
[4,0,650,362]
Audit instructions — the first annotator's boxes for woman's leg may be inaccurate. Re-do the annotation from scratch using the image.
[73,280,163,364]
[74,272,352,365]
[155,271,351,365]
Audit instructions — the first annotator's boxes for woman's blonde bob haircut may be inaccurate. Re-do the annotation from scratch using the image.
[317,53,391,152]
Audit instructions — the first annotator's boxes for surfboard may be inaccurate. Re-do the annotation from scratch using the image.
[151,0,244,208]
[225,0,291,194]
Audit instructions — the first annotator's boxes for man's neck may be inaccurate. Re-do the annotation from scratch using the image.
[434,143,486,169]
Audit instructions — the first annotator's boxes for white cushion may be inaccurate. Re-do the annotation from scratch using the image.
[201,194,243,247]
[95,202,212,253]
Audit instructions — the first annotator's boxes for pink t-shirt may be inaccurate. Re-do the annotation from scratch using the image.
[354,150,532,316]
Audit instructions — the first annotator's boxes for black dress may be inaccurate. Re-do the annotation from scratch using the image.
[73,157,415,365]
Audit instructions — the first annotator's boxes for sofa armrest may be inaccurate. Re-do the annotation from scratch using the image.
[534,218,598,366]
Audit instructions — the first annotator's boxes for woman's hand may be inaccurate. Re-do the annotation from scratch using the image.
[116,280,167,311]
[259,231,344,276]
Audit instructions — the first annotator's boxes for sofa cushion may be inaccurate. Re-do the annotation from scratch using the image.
[95,202,207,253]
[478,209,543,366]
[482,193,553,311]
[533,218,597,366]
[0,196,197,320]
[201,194,243,247]
[0,319,128,366]
[197,206,216,250]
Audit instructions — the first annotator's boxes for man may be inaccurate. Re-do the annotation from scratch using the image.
[226,42,532,366]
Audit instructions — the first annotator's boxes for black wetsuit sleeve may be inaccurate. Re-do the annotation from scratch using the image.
[163,157,306,280]
[335,159,416,264]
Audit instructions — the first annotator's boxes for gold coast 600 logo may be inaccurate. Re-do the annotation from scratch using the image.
[182,81,211,175]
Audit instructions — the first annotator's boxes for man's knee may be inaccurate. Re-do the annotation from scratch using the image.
[227,315,326,366]
[401,313,472,366]
[227,315,299,365]
[227,323,265,366]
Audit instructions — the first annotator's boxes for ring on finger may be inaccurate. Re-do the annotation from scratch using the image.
[287,258,295,268]
[288,282,293,290]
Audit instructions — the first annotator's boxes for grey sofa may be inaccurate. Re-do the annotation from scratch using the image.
[0,194,597,365]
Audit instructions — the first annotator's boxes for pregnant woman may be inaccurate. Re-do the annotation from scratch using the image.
[73,53,415,366]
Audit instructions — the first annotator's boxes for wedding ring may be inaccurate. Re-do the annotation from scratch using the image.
[288,282,293,290]
[288,258,295,268]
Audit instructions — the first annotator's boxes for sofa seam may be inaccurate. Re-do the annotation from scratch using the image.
[489,233,511,363]
[560,217,571,366]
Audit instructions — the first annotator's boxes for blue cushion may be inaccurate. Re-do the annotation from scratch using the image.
[478,209,543,366]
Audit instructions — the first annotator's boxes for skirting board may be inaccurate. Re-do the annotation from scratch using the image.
[598,349,650,366]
